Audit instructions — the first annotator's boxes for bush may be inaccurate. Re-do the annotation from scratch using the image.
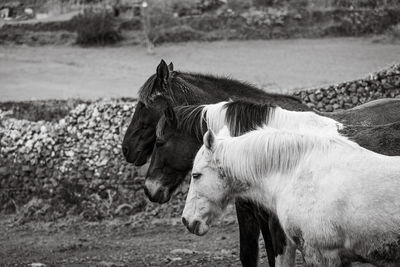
[73,11,123,46]
[118,18,143,31]
[149,25,205,44]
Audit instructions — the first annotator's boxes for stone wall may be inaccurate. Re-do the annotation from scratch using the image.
[1,64,399,222]
[293,64,400,112]
[0,100,186,222]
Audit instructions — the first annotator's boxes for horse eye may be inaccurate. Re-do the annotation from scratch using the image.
[142,123,148,129]
[155,140,165,147]
[192,173,202,180]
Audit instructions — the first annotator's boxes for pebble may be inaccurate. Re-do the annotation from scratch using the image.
[170,248,195,254]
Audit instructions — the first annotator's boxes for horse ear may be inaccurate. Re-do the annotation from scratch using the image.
[164,105,177,127]
[204,130,216,151]
[156,59,169,82]
[168,62,174,72]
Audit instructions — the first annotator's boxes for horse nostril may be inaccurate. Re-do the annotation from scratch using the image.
[122,146,129,157]
[182,217,188,227]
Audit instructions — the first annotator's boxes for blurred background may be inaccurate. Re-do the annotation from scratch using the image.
[0,0,400,266]
[1,0,400,100]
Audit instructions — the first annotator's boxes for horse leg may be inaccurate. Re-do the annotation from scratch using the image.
[235,199,261,267]
[275,238,296,267]
[258,211,276,267]
[254,209,286,266]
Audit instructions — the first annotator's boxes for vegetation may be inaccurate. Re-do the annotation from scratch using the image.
[1,0,400,46]
[73,11,122,46]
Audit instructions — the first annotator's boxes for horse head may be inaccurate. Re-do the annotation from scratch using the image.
[182,130,232,236]
[144,104,201,203]
[122,59,174,166]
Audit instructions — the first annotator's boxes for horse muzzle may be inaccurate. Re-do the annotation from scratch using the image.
[144,179,171,204]
[181,216,209,236]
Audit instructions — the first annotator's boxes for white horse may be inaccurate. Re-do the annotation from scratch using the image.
[182,128,400,266]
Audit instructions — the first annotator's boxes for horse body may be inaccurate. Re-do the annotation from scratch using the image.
[183,129,400,266]
[247,133,400,265]
[321,98,400,126]
[340,121,400,156]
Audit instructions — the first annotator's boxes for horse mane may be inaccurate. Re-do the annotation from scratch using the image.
[156,104,207,141]
[214,128,358,183]
[210,100,341,137]
[138,71,303,107]
[224,100,276,136]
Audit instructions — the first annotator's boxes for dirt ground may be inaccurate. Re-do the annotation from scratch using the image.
[1,38,400,101]
[0,215,374,267]
[0,215,278,267]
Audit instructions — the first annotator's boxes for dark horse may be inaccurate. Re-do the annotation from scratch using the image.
[122,60,310,267]
[323,98,400,126]
[147,100,400,265]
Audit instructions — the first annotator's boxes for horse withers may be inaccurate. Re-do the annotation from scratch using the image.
[183,128,400,266]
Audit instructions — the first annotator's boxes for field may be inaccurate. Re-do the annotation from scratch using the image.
[0,215,249,267]
[1,37,398,267]
[1,38,400,101]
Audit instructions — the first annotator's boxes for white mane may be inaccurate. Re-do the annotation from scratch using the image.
[200,101,343,137]
[213,128,359,184]
[268,107,343,134]
[200,101,228,133]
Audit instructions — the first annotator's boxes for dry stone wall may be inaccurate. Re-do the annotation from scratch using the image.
[293,64,400,111]
[0,64,399,222]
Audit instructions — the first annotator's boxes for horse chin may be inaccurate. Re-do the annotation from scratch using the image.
[133,150,150,166]
[154,193,171,204]
[193,221,210,236]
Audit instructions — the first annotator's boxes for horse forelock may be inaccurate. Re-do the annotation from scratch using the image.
[138,74,157,105]
[156,115,167,139]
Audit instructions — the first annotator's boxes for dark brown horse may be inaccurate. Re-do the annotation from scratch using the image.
[122,60,309,267]
[322,98,400,126]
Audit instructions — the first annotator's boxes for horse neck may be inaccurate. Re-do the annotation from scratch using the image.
[268,107,342,134]
[173,105,208,142]
[216,130,349,210]
[176,72,266,103]
[217,131,309,189]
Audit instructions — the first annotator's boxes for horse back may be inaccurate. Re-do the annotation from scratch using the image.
[323,98,400,126]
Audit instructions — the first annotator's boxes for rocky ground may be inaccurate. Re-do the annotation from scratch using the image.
[0,214,263,267]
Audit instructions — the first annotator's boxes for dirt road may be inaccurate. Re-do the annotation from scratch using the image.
[1,38,400,101]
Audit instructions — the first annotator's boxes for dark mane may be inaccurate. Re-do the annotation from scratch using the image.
[139,72,200,106]
[139,71,304,108]
[156,104,207,141]
[225,101,276,136]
